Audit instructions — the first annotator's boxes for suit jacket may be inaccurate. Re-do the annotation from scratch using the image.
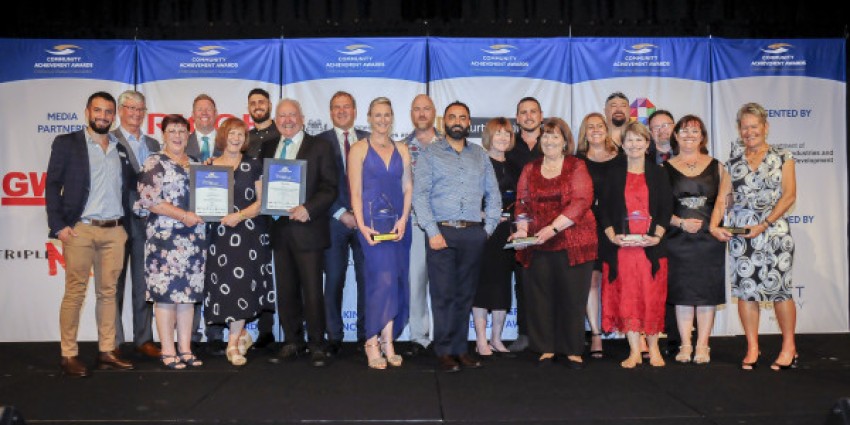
[260,131,339,251]
[110,128,161,173]
[315,128,370,217]
[187,131,221,161]
[45,129,136,238]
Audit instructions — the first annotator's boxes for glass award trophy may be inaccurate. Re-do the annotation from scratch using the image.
[504,213,538,249]
[722,192,750,235]
[369,194,398,242]
[622,210,651,242]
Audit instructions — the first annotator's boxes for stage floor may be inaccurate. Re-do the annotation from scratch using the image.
[1,333,848,425]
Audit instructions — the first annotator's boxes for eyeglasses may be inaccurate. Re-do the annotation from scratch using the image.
[165,129,188,135]
[122,104,147,113]
[677,128,702,136]
[650,123,673,132]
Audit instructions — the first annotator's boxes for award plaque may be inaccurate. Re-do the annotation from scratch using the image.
[504,213,537,249]
[189,165,233,221]
[622,210,651,242]
[369,194,398,242]
[261,159,307,216]
[722,192,750,235]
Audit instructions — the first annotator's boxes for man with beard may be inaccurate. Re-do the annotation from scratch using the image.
[504,96,544,352]
[110,90,161,359]
[186,93,219,161]
[402,94,440,358]
[647,110,676,164]
[246,88,279,159]
[317,91,370,356]
[604,91,630,147]
[46,91,137,377]
[413,101,501,372]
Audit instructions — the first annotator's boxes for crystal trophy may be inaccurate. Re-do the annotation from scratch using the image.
[369,194,399,242]
[722,192,750,235]
[622,210,652,242]
[504,213,538,249]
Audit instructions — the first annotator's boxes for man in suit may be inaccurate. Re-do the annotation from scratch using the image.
[186,93,218,161]
[46,91,136,377]
[262,98,338,367]
[316,91,370,356]
[110,90,161,359]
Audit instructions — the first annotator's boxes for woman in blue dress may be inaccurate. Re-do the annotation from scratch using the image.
[348,97,413,370]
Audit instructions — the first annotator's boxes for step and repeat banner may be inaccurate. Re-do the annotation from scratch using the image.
[0,37,845,342]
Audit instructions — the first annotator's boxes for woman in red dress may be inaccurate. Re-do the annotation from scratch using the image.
[599,121,672,368]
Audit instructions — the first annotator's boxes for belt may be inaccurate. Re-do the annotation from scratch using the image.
[437,220,482,229]
[81,218,123,228]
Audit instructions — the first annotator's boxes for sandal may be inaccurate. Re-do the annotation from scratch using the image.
[675,345,693,363]
[226,346,246,366]
[159,354,186,370]
[364,342,387,370]
[693,346,711,364]
[620,354,642,369]
[177,351,204,367]
[589,333,604,359]
[381,340,403,367]
[237,331,253,356]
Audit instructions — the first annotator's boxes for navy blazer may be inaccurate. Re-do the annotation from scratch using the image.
[45,129,136,238]
[260,131,339,251]
[315,128,370,217]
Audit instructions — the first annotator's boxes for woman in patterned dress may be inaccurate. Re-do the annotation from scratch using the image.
[134,114,206,370]
[203,117,272,367]
[710,102,798,371]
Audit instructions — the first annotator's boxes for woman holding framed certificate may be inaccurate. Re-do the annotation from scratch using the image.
[348,97,413,370]
[134,114,206,370]
[203,117,272,367]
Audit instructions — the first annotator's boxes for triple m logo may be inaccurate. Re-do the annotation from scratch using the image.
[2,172,46,206]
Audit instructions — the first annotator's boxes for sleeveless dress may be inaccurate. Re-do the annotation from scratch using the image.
[665,159,726,305]
[601,172,668,334]
[727,146,795,301]
[473,157,516,310]
[357,141,411,339]
[134,153,206,304]
[204,157,274,324]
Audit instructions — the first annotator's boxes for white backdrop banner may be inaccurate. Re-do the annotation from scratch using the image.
[0,39,135,341]
[710,38,848,334]
[282,37,427,341]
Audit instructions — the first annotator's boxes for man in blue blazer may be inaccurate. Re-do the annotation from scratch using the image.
[45,91,137,377]
[316,91,370,355]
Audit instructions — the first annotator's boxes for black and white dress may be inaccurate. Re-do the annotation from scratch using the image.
[204,157,274,324]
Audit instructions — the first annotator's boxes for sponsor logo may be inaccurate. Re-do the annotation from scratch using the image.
[481,44,517,55]
[751,42,806,70]
[471,44,529,69]
[305,119,329,135]
[179,45,239,72]
[191,45,226,56]
[2,172,46,206]
[614,43,670,69]
[1,243,66,277]
[326,43,386,71]
[38,112,84,134]
[337,44,372,55]
[34,43,95,72]
[629,97,656,125]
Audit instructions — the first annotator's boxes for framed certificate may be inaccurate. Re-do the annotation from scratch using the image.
[261,158,307,216]
[189,165,234,221]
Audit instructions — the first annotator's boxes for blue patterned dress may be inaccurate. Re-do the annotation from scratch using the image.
[134,153,206,304]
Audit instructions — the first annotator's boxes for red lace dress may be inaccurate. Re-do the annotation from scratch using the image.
[601,172,668,334]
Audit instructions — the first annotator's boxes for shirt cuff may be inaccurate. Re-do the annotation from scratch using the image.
[333,208,347,220]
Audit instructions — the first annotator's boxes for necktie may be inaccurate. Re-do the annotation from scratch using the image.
[200,135,210,161]
[278,138,293,159]
[660,151,671,162]
[343,131,351,159]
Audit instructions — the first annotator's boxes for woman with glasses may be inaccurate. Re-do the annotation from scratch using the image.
[134,114,206,370]
[664,115,726,364]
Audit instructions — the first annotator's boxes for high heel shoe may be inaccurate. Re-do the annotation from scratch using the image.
[741,353,761,371]
[771,353,799,371]
[675,345,693,363]
[237,330,253,356]
[693,346,710,364]
[226,346,246,366]
[177,351,203,367]
[364,342,387,370]
[589,333,604,359]
[381,340,403,367]
[159,354,186,370]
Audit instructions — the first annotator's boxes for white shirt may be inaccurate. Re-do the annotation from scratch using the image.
[273,130,305,160]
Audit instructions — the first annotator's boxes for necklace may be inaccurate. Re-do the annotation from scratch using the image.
[542,158,562,172]
[683,159,699,172]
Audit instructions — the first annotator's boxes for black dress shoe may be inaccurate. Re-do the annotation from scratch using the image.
[456,353,482,369]
[97,350,135,370]
[404,342,428,357]
[326,340,342,357]
[252,332,275,349]
[310,350,330,367]
[437,355,461,373]
[60,356,90,378]
[268,343,307,364]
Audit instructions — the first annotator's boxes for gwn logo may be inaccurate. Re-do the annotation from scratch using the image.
[2,172,46,206]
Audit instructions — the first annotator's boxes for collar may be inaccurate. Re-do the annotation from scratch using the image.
[119,126,142,142]
[85,127,117,146]
[279,130,304,145]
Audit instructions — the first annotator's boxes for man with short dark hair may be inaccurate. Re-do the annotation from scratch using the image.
[413,101,501,372]
[46,91,137,377]
[246,88,279,160]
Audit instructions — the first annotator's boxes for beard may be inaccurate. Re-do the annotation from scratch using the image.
[611,116,627,127]
[251,109,270,124]
[445,123,470,140]
[89,118,111,134]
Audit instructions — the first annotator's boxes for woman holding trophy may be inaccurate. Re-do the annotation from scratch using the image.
[348,97,413,370]
[598,121,672,369]
[709,102,798,371]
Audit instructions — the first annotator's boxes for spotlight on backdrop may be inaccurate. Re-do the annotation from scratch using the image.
[826,398,850,425]
[0,406,25,425]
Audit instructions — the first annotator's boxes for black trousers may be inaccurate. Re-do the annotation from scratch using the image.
[523,250,593,356]
[273,241,325,352]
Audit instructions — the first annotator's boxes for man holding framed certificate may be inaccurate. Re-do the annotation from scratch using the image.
[260,99,338,368]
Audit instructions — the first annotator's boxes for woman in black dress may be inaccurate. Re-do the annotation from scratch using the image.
[472,118,517,356]
[664,115,725,364]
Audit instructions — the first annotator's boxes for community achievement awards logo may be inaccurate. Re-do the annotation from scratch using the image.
[630,98,656,125]
[471,44,529,70]
[179,45,239,72]
[326,44,386,72]
[751,42,806,70]
[34,44,95,72]
[614,43,670,70]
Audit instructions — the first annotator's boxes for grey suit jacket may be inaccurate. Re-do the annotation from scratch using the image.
[110,128,161,173]
[187,131,221,161]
